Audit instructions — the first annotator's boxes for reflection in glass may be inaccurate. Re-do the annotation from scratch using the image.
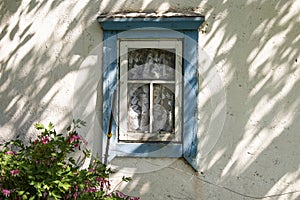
[128,48,175,80]
[128,84,150,132]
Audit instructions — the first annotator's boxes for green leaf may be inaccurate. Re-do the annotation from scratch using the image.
[58,182,71,191]
[17,191,25,196]
[53,180,61,184]
[34,123,45,130]
[122,176,132,182]
[43,184,50,190]
[68,157,76,165]
[29,180,35,185]
[37,190,43,197]
[33,182,42,190]
[48,122,54,130]
[83,149,91,158]
[80,120,87,127]
[51,153,58,157]
[49,191,62,200]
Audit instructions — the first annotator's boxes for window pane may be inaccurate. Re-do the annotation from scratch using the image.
[128,48,175,80]
[128,83,150,133]
[153,84,175,133]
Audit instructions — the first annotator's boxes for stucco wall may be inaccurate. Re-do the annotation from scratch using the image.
[1,0,299,199]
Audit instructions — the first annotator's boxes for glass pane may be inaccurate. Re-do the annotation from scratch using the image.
[128,48,175,80]
[153,84,175,133]
[127,83,150,133]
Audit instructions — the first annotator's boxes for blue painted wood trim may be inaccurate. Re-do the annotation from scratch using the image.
[182,31,199,171]
[114,143,182,157]
[102,31,118,162]
[102,30,184,162]
[98,17,204,31]
[118,29,185,39]
[100,20,203,171]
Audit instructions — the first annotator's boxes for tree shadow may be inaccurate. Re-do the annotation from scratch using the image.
[195,0,300,199]
[1,0,299,199]
[0,0,103,143]
[98,0,300,199]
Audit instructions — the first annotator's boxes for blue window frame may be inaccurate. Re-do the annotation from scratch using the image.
[98,16,204,171]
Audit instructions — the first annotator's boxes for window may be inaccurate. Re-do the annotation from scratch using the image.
[119,40,182,142]
[98,15,205,171]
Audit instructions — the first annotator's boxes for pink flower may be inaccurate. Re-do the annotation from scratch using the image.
[117,191,127,198]
[73,193,78,199]
[100,178,110,189]
[2,189,11,197]
[88,187,98,192]
[73,191,80,199]
[5,151,16,155]
[96,177,103,182]
[10,169,20,176]
[43,192,48,198]
[69,134,81,143]
[40,136,49,144]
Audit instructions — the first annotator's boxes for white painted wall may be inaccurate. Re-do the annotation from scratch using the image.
[1,0,299,199]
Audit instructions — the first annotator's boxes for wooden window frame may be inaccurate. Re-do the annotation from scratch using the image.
[119,39,182,142]
[98,16,205,171]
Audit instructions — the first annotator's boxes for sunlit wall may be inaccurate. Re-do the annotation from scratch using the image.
[0,0,299,199]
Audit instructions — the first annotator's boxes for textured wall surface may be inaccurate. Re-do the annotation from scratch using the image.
[1,0,299,199]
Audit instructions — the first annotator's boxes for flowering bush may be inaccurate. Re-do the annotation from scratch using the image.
[0,120,139,200]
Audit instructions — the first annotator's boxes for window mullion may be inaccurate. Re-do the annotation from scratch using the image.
[149,82,153,134]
